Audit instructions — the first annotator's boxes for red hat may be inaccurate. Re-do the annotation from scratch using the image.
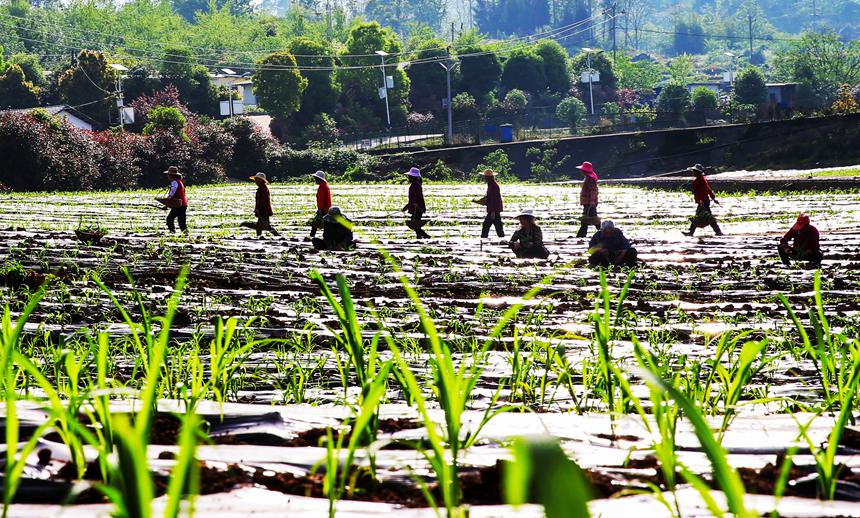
[576,161,595,174]
[791,213,810,232]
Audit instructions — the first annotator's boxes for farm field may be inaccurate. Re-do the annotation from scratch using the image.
[1,180,860,517]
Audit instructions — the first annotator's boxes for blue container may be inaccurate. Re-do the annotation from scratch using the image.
[499,123,514,143]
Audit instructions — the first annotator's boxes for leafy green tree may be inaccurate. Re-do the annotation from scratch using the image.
[501,48,546,93]
[473,0,551,37]
[253,52,308,122]
[7,53,46,90]
[289,37,340,126]
[556,96,587,130]
[406,38,448,115]
[733,66,767,106]
[364,0,446,32]
[456,43,502,101]
[667,54,697,84]
[774,31,860,108]
[337,22,410,128]
[142,106,187,137]
[615,53,663,93]
[159,46,218,115]
[691,86,718,117]
[534,40,570,94]
[673,15,706,55]
[656,83,691,115]
[57,50,118,126]
[452,92,479,121]
[571,51,618,106]
[170,0,252,22]
[0,64,40,109]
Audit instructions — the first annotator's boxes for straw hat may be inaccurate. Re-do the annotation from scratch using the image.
[311,171,326,181]
[249,172,268,183]
[516,209,536,219]
[479,169,497,177]
[576,162,595,174]
[163,166,182,178]
[405,167,421,178]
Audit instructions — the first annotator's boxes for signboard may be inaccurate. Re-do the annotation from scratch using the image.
[121,107,135,124]
[386,76,394,89]
[219,101,245,116]
[580,71,600,83]
[378,87,388,99]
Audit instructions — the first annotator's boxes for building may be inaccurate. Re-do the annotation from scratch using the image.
[1,105,96,130]
[211,71,258,110]
[766,83,798,110]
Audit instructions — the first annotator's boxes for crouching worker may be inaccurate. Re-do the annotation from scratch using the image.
[510,210,549,259]
[779,213,823,267]
[588,220,638,267]
[312,207,355,251]
[241,173,280,238]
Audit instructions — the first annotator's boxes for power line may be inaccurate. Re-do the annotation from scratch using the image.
[636,27,799,43]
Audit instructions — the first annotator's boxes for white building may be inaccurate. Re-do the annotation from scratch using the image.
[2,105,95,130]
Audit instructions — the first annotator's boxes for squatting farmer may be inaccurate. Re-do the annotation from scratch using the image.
[475,169,504,238]
[403,167,430,239]
[509,209,550,259]
[576,161,601,238]
[588,220,638,267]
[310,171,332,239]
[312,207,355,251]
[779,213,823,267]
[160,166,188,234]
[683,164,724,237]
[241,173,280,238]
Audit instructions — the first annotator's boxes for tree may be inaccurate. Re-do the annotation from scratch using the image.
[472,0,550,37]
[534,40,570,94]
[253,52,308,122]
[142,106,187,137]
[159,47,218,116]
[364,0,446,32]
[57,50,118,126]
[406,38,448,115]
[673,16,706,55]
[774,31,860,108]
[571,51,618,106]
[451,92,479,121]
[667,54,697,85]
[501,48,546,94]
[0,64,40,109]
[289,37,341,126]
[832,84,859,115]
[556,96,587,130]
[7,53,46,90]
[615,53,663,93]
[733,66,767,106]
[691,86,718,117]
[456,43,502,101]
[656,83,691,115]
[170,0,252,22]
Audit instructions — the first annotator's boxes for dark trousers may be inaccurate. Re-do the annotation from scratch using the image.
[778,245,823,266]
[312,238,354,251]
[310,210,325,237]
[687,201,723,236]
[167,206,187,233]
[409,210,430,239]
[514,245,550,259]
[242,215,279,237]
[482,212,504,238]
[577,205,599,238]
[589,248,638,267]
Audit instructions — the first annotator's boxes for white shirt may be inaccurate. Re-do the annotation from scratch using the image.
[167,180,179,197]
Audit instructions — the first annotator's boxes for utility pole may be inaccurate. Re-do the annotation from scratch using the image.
[611,2,617,61]
[748,12,754,61]
[375,50,391,128]
[439,47,458,146]
[325,0,332,44]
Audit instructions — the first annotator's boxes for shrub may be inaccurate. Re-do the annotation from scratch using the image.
[656,83,691,115]
[602,102,621,124]
[143,106,187,138]
[691,87,719,118]
[425,159,453,181]
[733,67,768,106]
[452,92,480,121]
[301,113,342,147]
[266,146,381,181]
[556,96,587,130]
[406,111,436,128]
[221,116,276,179]
[832,84,859,115]
[473,149,514,180]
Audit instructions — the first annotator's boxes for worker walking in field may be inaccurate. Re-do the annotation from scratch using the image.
[310,171,331,239]
[682,164,724,236]
[312,207,355,251]
[475,169,504,238]
[157,166,188,234]
[509,209,549,259]
[779,213,823,267]
[576,161,601,238]
[588,220,638,267]
[403,167,430,239]
[241,173,280,238]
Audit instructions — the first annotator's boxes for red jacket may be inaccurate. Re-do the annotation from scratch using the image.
[485,180,503,213]
[781,225,820,252]
[316,182,332,212]
[693,176,715,204]
[580,175,598,206]
[170,180,188,207]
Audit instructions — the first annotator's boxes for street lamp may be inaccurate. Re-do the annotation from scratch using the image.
[375,50,391,128]
[724,52,737,87]
[221,68,238,118]
[438,51,458,146]
[581,48,603,116]
[108,63,128,130]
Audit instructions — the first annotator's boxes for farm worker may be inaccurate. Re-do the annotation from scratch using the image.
[778,213,823,267]
[312,207,355,251]
[509,209,549,259]
[682,164,724,236]
[474,169,504,238]
[310,171,332,239]
[240,173,280,238]
[402,167,430,239]
[162,166,188,234]
[588,220,638,267]
[576,161,600,238]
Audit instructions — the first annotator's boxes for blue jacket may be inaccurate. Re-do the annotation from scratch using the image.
[589,229,631,252]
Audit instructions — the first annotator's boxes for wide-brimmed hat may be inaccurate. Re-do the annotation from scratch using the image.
[689,163,705,174]
[405,167,421,178]
[249,172,268,183]
[600,220,615,231]
[479,169,497,177]
[576,162,595,174]
[516,209,536,219]
[310,171,326,181]
[163,166,182,178]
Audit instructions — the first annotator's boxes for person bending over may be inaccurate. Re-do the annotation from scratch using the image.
[779,212,823,267]
[510,209,550,259]
[312,207,355,251]
[588,220,638,267]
